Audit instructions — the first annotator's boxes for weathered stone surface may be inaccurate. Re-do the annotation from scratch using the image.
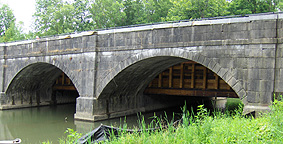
[0,13,282,121]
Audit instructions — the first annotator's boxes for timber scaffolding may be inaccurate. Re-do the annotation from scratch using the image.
[144,61,237,98]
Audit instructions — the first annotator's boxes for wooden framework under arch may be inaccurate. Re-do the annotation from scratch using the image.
[144,61,237,98]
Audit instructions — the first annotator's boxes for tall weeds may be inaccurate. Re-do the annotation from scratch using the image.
[43,97,283,144]
[103,98,283,144]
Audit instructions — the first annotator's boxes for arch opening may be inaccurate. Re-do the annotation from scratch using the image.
[98,56,239,120]
[3,62,79,108]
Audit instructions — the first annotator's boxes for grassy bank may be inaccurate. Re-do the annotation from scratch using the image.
[44,98,283,143]
[102,100,283,144]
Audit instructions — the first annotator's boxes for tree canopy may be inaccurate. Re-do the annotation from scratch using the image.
[228,0,281,15]
[0,0,282,42]
[0,4,26,42]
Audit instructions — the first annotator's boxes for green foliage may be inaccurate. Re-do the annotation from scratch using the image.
[0,4,15,37]
[165,0,229,21]
[58,128,82,144]
[225,98,244,115]
[43,99,283,143]
[0,21,26,42]
[41,141,52,144]
[90,0,125,29]
[72,0,93,32]
[123,0,173,25]
[102,100,283,144]
[0,4,26,43]
[228,0,280,15]
[2,0,283,42]
[33,0,78,36]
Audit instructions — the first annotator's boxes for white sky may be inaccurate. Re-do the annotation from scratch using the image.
[0,0,36,32]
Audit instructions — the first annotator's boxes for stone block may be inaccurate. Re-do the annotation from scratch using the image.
[247,58,274,69]
[247,80,260,91]
[232,81,243,93]
[218,68,228,78]
[247,69,260,80]
[212,63,221,73]
[235,58,248,69]
[245,48,262,57]
[197,54,205,64]
[227,76,237,88]
[276,58,283,68]
[219,58,234,68]
[259,80,274,92]
[260,58,275,69]
[259,91,272,104]
[274,81,283,92]
[235,69,248,80]
[202,58,210,67]
[262,48,275,57]
[250,29,276,39]
[237,89,247,100]
[222,71,233,83]
[247,91,260,103]
[259,69,274,80]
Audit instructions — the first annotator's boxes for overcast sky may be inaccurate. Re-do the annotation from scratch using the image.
[1,0,36,32]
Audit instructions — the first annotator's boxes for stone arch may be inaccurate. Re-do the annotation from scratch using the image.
[4,62,79,107]
[97,48,247,102]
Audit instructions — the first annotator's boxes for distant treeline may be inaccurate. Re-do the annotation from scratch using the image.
[1,0,282,42]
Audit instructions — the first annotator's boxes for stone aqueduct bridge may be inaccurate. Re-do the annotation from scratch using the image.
[0,13,283,121]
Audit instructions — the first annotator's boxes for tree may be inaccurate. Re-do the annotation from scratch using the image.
[89,0,125,29]
[228,0,281,15]
[0,4,16,37]
[143,0,173,23]
[279,1,283,11]
[165,0,229,21]
[0,21,25,42]
[0,4,26,42]
[72,0,93,32]
[33,0,82,36]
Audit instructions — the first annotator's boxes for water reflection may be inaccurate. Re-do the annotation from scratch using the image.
[0,104,182,143]
[0,104,76,143]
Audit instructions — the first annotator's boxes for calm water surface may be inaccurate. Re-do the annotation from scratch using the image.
[0,104,181,144]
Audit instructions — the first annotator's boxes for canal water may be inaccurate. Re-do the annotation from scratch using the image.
[0,104,182,143]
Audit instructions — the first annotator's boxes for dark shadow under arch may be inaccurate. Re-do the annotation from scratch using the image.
[5,62,79,107]
[97,56,239,117]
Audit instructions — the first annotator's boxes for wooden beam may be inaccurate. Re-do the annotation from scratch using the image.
[169,67,173,88]
[53,85,76,91]
[180,63,184,88]
[191,63,195,88]
[148,81,153,87]
[215,74,219,89]
[144,88,238,98]
[62,73,65,85]
[66,77,71,85]
[158,73,162,88]
[203,68,207,89]
[183,61,197,64]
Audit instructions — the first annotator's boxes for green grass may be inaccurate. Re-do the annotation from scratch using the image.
[43,98,283,144]
[102,99,283,144]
